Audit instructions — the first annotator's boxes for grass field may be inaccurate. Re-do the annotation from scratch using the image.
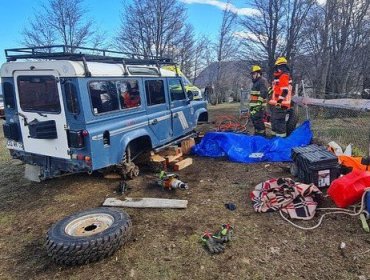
[0,104,369,280]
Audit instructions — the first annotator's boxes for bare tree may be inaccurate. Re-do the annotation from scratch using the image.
[240,0,284,79]
[285,0,315,69]
[240,0,314,79]
[302,0,370,97]
[23,0,100,50]
[214,1,239,104]
[116,0,191,60]
[192,36,213,84]
[170,24,195,77]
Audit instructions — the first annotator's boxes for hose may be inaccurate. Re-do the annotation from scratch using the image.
[279,188,370,230]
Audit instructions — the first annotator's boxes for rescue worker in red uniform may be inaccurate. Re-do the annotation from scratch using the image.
[120,83,141,108]
[269,57,292,137]
[249,65,269,136]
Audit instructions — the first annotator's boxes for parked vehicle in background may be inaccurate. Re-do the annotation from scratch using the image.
[0,46,208,180]
[161,65,202,100]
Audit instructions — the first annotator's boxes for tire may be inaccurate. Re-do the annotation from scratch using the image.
[286,103,299,136]
[46,207,132,266]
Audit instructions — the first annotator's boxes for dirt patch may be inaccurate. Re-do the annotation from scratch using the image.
[0,103,369,280]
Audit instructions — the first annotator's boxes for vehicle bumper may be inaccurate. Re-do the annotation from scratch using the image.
[10,150,92,180]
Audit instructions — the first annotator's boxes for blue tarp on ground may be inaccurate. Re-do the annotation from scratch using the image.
[192,121,313,163]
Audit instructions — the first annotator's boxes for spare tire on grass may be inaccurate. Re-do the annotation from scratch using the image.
[46,207,132,266]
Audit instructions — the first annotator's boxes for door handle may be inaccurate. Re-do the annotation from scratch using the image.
[152,119,158,125]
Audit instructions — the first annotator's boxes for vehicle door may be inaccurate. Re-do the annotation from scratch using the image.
[167,78,194,139]
[13,71,69,159]
[144,79,172,144]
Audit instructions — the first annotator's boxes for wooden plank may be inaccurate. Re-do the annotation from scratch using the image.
[173,158,193,171]
[103,197,188,208]
[165,152,183,165]
[150,154,166,162]
[104,173,122,179]
[158,146,182,157]
[181,138,195,155]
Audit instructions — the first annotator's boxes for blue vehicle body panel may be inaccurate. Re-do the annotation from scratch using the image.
[2,73,207,179]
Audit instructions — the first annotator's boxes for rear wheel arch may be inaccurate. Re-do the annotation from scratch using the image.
[121,135,152,179]
[197,111,208,123]
[123,135,153,162]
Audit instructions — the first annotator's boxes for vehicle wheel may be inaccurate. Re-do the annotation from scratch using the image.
[286,103,299,136]
[46,207,132,266]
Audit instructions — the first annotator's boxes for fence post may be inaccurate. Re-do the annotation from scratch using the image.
[301,80,310,120]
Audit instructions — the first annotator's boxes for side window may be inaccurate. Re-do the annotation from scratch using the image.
[169,79,186,101]
[64,82,80,114]
[89,81,119,114]
[3,82,15,109]
[145,80,165,106]
[117,80,141,109]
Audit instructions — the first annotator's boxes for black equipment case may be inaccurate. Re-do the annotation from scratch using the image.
[292,144,340,187]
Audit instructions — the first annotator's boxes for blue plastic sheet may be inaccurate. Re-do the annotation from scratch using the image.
[192,120,313,163]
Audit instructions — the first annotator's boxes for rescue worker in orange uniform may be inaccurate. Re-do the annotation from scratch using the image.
[249,65,269,136]
[121,83,141,108]
[269,57,292,137]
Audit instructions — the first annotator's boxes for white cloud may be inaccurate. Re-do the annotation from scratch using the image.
[317,0,326,5]
[233,31,261,41]
[180,0,259,16]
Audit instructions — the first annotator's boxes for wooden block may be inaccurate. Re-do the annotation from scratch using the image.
[104,173,121,179]
[157,146,182,157]
[181,138,195,155]
[150,154,166,162]
[173,158,193,171]
[103,197,188,208]
[165,152,183,165]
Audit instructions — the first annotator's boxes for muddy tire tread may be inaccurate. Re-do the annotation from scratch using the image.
[45,208,132,266]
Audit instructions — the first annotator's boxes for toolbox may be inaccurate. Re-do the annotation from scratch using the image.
[292,144,340,187]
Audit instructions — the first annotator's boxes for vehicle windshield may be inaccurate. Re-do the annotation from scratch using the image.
[17,76,61,113]
[181,76,191,87]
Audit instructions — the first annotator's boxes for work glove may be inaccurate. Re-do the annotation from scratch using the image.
[201,232,225,254]
[214,224,234,243]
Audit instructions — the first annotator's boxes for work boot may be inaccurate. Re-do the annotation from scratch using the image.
[254,131,266,137]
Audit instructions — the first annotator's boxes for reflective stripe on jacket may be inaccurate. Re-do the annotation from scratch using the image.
[249,76,268,108]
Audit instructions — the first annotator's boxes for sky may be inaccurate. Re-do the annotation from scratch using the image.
[0,0,326,63]
[0,0,258,62]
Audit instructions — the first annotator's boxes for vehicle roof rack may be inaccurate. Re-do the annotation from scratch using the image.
[5,45,177,77]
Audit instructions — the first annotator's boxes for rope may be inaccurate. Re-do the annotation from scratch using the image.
[279,188,370,230]
[214,114,250,133]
